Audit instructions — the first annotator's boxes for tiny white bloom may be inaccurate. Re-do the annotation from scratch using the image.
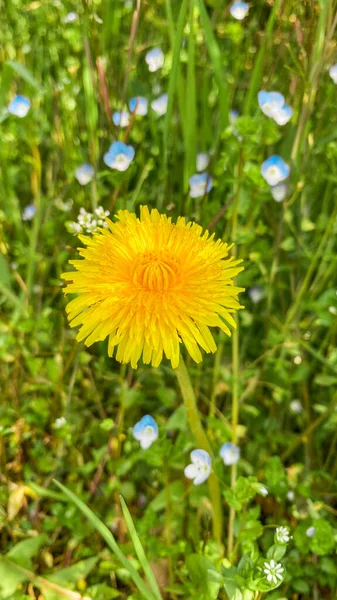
[63,11,78,23]
[151,93,168,116]
[196,152,210,172]
[275,526,291,544]
[248,285,264,304]
[184,449,211,485]
[263,559,284,585]
[306,526,316,537]
[95,206,110,219]
[75,164,95,186]
[22,204,36,221]
[54,416,67,428]
[259,485,269,496]
[290,399,303,414]
[271,183,287,202]
[287,490,295,501]
[145,47,164,72]
[329,64,337,84]
[69,222,83,235]
[219,442,240,466]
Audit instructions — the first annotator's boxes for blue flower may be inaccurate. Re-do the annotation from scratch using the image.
[261,156,290,186]
[22,204,36,221]
[129,96,148,116]
[75,164,95,185]
[229,109,239,124]
[145,47,164,72]
[196,152,210,172]
[329,64,337,84]
[258,91,293,126]
[270,183,287,202]
[132,415,158,449]
[230,1,249,20]
[63,11,78,23]
[151,93,168,116]
[8,95,31,118]
[103,141,135,171]
[220,442,240,466]
[189,173,213,198]
[112,111,130,127]
[184,449,211,485]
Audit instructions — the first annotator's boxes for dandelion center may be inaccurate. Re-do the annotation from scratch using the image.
[133,250,180,292]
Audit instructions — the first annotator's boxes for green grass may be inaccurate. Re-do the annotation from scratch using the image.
[1,1,337,599]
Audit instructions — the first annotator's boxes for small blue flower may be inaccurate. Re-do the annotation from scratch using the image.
[229,109,239,124]
[270,183,287,202]
[220,442,240,466]
[103,141,135,172]
[22,204,36,221]
[133,415,158,449]
[8,95,31,118]
[112,110,130,127]
[306,526,316,538]
[196,152,210,172]
[151,93,168,116]
[129,96,148,116]
[184,449,211,485]
[145,47,164,72]
[189,173,213,198]
[230,1,249,20]
[63,11,78,23]
[258,91,293,125]
[75,164,95,185]
[248,286,264,304]
[329,64,337,84]
[261,156,290,186]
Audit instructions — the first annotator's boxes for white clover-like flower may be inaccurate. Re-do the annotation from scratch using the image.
[54,416,67,428]
[196,152,210,172]
[275,526,291,544]
[75,164,95,186]
[69,206,109,236]
[69,222,83,235]
[287,490,295,501]
[219,442,240,466]
[329,64,337,84]
[271,183,287,202]
[230,1,249,20]
[145,47,164,72]
[306,526,316,537]
[95,206,110,220]
[132,415,158,449]
[184,449,211,485]
[263,559,284,585]
[151,93,168,116]
[248,285,264,304]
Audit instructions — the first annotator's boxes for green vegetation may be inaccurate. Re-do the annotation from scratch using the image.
[1,1,337,599]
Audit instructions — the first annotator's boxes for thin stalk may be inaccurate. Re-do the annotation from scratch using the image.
[175,357,223,546]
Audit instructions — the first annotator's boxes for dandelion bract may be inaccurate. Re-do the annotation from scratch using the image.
[62,206,244,369]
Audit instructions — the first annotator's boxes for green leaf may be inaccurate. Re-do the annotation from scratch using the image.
[7,534,48,569]
[53,480,157,600]
[120,496,163,600]
[6,61,42,91]
[314,374,337,387]
[46,556,98,585]
[0,557,27,598]
[186,554,222,600]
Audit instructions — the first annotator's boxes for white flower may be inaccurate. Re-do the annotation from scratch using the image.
[63,12,78,23]
[230,1,249,20]
[196,152,210,172]
[151,93,168,116]
[219,442,240,466]
[184,449,211,485]
[306,526,316,537]
[248,285,264,304]
[287,490,295,501]
[132,415,158,450]
[271,183,287,202]
[75,164,95,186]
[290,399,303,414]
[329,64,337,84]
[95,206,110,220]
[258,485,268,496]
[69,222,83,235]
[275,526,291,544]
[54,417,67,428]
[263,559,284,585]
[145,47,164,72]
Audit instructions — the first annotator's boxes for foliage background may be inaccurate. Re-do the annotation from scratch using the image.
[1,0,337,598]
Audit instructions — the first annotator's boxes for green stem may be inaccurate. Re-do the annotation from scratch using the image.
[175,357,223,546]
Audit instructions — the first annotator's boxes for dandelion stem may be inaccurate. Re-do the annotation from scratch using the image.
[175,357,223,546]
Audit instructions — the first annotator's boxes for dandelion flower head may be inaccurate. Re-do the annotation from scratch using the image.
[62,206,244,369]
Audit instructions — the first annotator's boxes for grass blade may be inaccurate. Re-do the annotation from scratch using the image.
[6,60,42,91]
[53,480,157,600]
[196,0,229,130]
[120,496,163,600]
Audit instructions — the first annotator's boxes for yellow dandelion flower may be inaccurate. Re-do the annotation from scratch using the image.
[62,206,244,369]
